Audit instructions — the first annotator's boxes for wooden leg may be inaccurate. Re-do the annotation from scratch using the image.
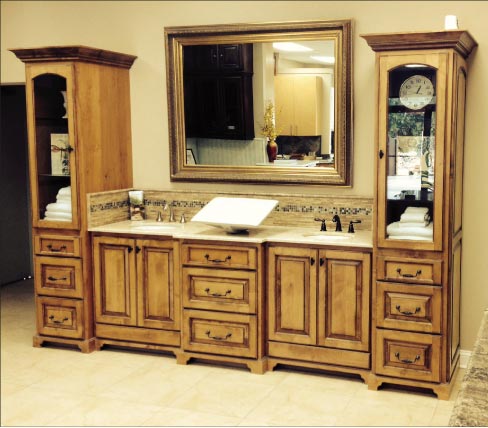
[367,373,382,391]
[33,335,43,348]
[247,358,267,374]
[174,351,191,366]
[78,338,97,354]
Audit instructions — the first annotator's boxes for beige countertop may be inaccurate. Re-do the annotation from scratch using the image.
[89,220,373,248]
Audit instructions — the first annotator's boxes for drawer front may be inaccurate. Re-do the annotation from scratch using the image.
[35,235,81,257]
[182,243,257,270]
[376,282,441,333]
[35,256,83,298]
[182,267,256,313]
[37,296,84,339]
[183,310,257,358]
[377,256,442,285]
[376,329,441,382]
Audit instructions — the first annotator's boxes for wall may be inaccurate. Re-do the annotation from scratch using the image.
[2,0,487,350]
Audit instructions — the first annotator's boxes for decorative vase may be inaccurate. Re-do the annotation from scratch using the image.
[266,138,278,163]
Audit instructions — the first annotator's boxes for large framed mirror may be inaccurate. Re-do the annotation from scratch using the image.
[165,19,352,185]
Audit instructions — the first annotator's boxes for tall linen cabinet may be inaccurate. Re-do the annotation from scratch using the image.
[11,46,136,352]
[362,31,477,398]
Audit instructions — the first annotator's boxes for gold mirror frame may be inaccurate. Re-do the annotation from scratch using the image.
[165,19,352,185]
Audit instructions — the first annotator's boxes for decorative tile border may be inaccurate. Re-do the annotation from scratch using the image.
[88,188,374,231]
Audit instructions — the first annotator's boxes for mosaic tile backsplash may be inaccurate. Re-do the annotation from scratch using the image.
[88,189,373,230]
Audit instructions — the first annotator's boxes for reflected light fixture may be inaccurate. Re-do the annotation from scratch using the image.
[310,55,335,64]
[272,42,313,52]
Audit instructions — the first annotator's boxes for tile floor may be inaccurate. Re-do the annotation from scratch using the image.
[1,279,462,426]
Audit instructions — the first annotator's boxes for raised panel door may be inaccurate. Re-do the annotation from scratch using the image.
[317,250,370,351]
[136,239,179,330]
[268,246,317,345]
[93,236,137,326]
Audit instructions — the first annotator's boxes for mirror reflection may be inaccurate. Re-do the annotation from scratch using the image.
[165,20,352,185]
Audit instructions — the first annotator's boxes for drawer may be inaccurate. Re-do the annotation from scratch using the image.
[183,309,257,358]
[35,256,83,298]
[377,256,442,285]
[35,234,81,257]
[376,282,441,333]
[376,329,441,382]
[182,243,257,270]
[182,267,256,313]
[37,296,84,339]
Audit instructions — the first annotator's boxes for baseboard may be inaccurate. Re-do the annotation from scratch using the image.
[459,349,472,369]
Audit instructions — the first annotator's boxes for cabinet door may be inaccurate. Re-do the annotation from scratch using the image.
[136,239,179,330]
[25,64,80,229]
[93,236,137,326]
[274,75,295,135]
[376,53,447,251]
[268,246,317,345]
[294,75,322,135]
[317,250,370,351]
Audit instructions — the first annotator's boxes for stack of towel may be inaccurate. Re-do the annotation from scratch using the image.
[44,186,72,221]
[386,206,433,241]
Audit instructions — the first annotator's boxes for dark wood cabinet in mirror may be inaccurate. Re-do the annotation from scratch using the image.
[165,20,352,185]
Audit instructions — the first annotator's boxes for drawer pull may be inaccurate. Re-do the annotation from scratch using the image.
[396,268,422,278]
[395,305,421,316]
[204,287,232,297]
[205,330,232,341]
[48,315,69,324]
[394,352,420,364]
[47,276,68,281]
[47,244,67,252]
[204,254,231,264]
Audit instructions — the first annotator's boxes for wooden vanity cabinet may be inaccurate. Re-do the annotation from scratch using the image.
[178,240,266,373]
[11,46,136,353]
[362,30,477,398]
[92,235,180,350]
[267,244,371,378]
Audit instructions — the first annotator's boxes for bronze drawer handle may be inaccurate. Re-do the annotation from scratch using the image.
[204,254,231,264]
[47,244,67,252]
[395,305,421,316]
[396,268,422,278]
[204,288,232,297]
[205,330,232,341]
[47,276,68,281]
[48,315,69,324]
[394,352,420,364]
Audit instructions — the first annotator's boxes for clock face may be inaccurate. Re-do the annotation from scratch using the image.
[399,75,434,110]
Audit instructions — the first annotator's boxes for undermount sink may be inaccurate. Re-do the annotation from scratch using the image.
[302,232,353,241]
[130,222,183,231]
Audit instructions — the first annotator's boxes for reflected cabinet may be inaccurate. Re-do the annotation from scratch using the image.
[11,46,136,352]
[362,30,477,398]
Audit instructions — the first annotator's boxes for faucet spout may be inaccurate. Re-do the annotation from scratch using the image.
[332,215,342,232]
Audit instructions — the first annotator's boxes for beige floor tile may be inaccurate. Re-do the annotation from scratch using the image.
[47,396,162,426]
[430,401,456,426]
[0,384,88,426]
[168,374,276,419]
[141,407,242,426]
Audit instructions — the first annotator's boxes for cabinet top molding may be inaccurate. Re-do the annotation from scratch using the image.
[9,45,137,69]
[361,30,477,59]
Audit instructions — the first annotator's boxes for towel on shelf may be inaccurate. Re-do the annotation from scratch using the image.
[404,206,429,215]
[57,186,71,196]
[387,221,433,239]
[399,221,430,228]
[44,211,72,221]
[387,235,433,241]
[45,202,72,214]
[56,195,71,203]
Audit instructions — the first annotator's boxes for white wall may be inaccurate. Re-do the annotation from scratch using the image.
[2,0,487,349]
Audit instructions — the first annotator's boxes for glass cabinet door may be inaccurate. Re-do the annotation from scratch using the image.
[377,54,447,251]
[27,65,79,229]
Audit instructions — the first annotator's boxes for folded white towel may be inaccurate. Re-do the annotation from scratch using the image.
[57,186,71,196]
[44,211,72,221]
[387,221,433,238]
[405,206,429,215]
[46,203,72,214]
[387,235,433,241]
[56,195,71,203]
[400,212,430,223]
[399,220,430,228]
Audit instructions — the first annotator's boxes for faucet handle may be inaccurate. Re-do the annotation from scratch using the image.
[314,217,327,232]
[156,211,163,222]
[180,213,186,223]
[348,220,362,233]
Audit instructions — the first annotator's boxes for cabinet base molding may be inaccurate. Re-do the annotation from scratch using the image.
[33,335,96,354]
[268,341,370,369]
[367,365,459,400]
[175,350,267,374]
[95,338,180,356]
[95,324,180,347]
[267,357,370,384]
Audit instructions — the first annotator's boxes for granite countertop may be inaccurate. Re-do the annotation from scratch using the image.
[449,309,488,426]
[89,220,373,248]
